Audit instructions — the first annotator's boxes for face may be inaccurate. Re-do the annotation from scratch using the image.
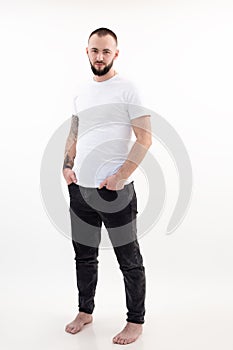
[86,34,119,76]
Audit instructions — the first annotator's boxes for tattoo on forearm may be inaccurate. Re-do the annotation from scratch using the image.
[63,155,74,170]
[69,114,79,142]
[63,115,79,169]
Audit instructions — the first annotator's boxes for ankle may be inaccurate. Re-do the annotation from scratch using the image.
[79,311,92,317]
[127,322,143,327]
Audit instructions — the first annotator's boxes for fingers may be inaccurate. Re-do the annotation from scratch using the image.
[99,179,107,189]
[66,171,77,184]
[71,173,77,183]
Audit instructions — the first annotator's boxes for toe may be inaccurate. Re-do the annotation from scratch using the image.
[116,338,121,344]
[70,326,77,333]
[113,335,119,343]
[65,326,71,332]
[120,338,125,345]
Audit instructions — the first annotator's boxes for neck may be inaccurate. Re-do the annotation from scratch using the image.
[93,69,117,82]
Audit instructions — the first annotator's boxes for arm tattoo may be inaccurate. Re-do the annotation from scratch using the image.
[63,115,79,170]
[69,114,79,142]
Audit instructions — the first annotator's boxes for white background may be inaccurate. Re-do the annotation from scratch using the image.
[0,0,233,349]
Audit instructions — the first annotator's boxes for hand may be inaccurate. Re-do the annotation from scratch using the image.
[98,173,126,190]
[63,168,77,185]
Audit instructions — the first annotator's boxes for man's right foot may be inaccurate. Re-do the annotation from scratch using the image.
[65,312,93,334]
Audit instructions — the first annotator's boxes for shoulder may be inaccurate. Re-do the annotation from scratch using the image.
[72,79,93,111]
[114,75,141,101]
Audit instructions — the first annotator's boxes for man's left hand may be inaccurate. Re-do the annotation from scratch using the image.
[98,173,126,190]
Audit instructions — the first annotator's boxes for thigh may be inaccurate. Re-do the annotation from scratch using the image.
[99,182,138,247]
[68,183,102,247]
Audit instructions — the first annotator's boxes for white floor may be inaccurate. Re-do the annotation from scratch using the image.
[2,281,233,350]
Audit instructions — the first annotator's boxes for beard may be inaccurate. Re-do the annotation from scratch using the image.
[89,58,114,76]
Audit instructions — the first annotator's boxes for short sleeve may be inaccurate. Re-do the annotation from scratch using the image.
[72,95,79,116]
[126,83,151,120]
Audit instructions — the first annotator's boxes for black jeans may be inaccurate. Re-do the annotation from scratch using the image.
[68,180,146,324]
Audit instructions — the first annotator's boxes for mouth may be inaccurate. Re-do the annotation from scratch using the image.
[95,63,104,67]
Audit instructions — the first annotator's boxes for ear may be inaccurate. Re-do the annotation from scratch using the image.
[114,49,119,60]
[86,47,88,55]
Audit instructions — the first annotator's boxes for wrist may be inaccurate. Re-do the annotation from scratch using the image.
[63,164,73,170]
[115,169,129,181]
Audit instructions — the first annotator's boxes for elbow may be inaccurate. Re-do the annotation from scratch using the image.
[145,141,152,149]
[146,137,152,147]
[137,137,152,149]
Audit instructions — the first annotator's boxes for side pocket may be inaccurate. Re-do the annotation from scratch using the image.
[128,184,138,215]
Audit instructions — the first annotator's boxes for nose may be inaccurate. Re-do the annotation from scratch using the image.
[96,52,104,61]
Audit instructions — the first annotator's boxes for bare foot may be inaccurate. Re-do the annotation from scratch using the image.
[112,322,143,345]
[65,312,93,334]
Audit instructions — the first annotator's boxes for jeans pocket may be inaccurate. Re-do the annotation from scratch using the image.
[127,184,138,215]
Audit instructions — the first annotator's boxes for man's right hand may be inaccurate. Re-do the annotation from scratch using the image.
[63,168,77,185]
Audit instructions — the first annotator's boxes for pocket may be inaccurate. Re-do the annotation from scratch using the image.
[68,182,79,187]
[128,186,138,215]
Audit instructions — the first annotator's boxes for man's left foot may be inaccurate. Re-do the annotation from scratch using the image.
[112,322,143,345]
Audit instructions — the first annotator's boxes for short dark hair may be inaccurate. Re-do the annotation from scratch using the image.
[88,27,118,46]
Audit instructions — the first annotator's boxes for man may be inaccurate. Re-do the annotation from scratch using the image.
[63,27,152,345]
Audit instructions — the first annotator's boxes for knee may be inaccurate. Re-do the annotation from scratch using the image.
[119,262,145,272]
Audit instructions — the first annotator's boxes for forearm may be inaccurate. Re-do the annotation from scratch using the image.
[63,115,79,170]
[63,142,76,169]
[116,138,152,180]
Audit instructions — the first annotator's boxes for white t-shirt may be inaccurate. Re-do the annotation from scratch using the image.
[71,73,149,188]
